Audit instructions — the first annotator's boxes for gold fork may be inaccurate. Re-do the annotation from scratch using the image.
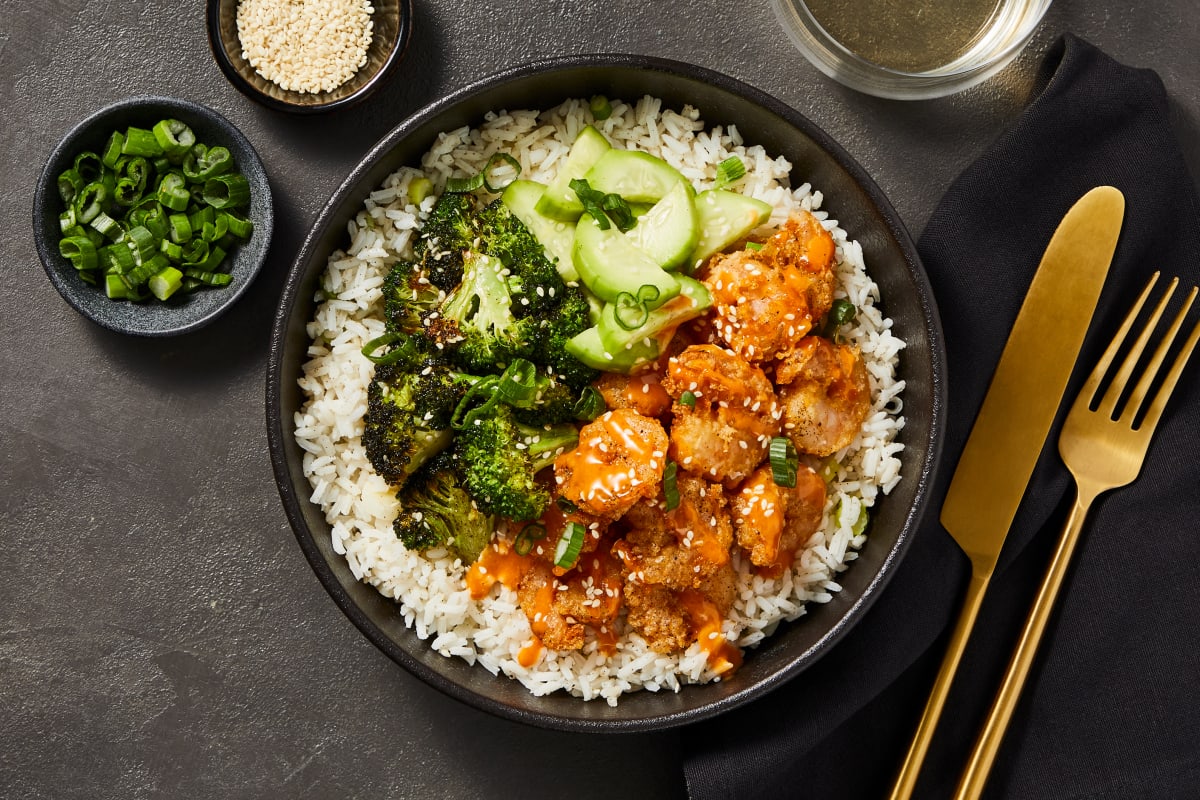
[953,271,1200,799]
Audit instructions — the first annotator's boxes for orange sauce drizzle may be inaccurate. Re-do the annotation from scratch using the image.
[679,590,742,676]
[668,499,729,567]
[623,372,672,417]
[556,409,657,514]
[467,541,532,600]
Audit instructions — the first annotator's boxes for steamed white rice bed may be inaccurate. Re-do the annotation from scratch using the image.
[295,97,907,706]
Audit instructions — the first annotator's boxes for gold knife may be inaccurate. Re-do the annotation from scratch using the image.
[888,185,1126,800]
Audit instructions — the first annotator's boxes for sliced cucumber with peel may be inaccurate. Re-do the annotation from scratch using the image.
[564,325,660,373]
[624,180,699,271]
[686,189,773,269]
[572,212,680,306]
[501,179,579,282]
[534,125,611,221]
[584,149,689,204]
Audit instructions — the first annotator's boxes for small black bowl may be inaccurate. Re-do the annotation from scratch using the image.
[267,55,946,731]
[33,96,273,337]
[207,0,413,114]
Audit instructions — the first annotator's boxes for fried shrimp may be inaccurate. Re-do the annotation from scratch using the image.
[554,408,669,519]
[776,336,871,457]
[661,344,781,485]
[731,462,827,571]
[702,210,837,362]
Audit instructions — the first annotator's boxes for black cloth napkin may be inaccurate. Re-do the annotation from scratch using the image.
[683,34,1200,799]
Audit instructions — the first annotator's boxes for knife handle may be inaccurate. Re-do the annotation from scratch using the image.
[953,489,1093,799]
[889,569,992,800]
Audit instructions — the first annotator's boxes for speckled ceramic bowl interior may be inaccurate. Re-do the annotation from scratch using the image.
[33,96,273,337]
[207,0,413,113]
[266,55,946,731]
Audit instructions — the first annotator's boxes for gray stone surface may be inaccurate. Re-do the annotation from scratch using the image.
[2,1,1196,798]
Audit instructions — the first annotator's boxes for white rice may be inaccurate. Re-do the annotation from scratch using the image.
[294,97,907,706]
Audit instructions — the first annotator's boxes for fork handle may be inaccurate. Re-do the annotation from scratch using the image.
[953,486,1098,800]
[888,569,992,800]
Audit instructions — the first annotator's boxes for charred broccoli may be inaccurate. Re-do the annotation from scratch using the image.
[454,404,579,521]
[414,192,478,291]
[476,199,565,317]
[381,260,441,335]
[392,452,494,562]
[440,250,536,373]
[362,362,477,486]
[530,288,599,389]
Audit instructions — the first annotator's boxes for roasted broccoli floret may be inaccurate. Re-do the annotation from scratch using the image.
[362,362,477,486]
[414,192,478,291]
[440,249,536,373]
[381,260,441,335]
[476,199,565,317]
[454,404,579,521]
[531,287,600,389]
[392,452,495,562]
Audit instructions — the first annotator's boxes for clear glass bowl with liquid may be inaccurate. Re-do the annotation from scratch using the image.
[772,0,1053,100]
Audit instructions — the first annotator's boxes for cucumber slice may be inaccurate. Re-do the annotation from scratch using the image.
[572,213,680,306]
[501,179,579,282]
[687,189,773,269]
[535,125,611,221]
[584,149,688,204]
[597,275,712,354]
[565,325,660,373]
[625,180,699,271]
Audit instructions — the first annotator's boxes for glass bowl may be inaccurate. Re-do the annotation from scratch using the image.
[772,0,1053,100]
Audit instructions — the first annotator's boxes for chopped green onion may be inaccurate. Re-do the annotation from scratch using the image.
[121,126,164,158]
[612,284,662,331]
[202,173,250,209]
[601,192,636,232]
[852,504,869,536]
[569,178,636,232]
[148,266,184,301]
[554,522,586,569]
[182,144,232,182]
[57,168,85,204]
[450,375,502,429]
[100,131,125,169]
[556,496,578,514]
[713,156,746,189]
[445,172,485,193]
[663,461,680,511]
[679,390,696,408]
[125,225,158,262]
[160,239,182,261]
[573,386,606,421]
[182,268,232,287]
[769,436,799,488]
[168,213,193,244]
[513,523,548,556]
[221,211,253,240]
[88,211,121,240]
[822,298,857,340]
[495,359,538,405]
[157,172,191,211]
[745,241,764,252]
[74,181,109,223]
[58,236,98,271]
[482,152,522,193]
[105,273,134,300]
[407,176,433,205]
[589,95,612,120]
[151,119,195,159]
[73,151,103,183]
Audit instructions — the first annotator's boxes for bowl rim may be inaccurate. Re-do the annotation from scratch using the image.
[32,94,274,337]
[205,0,415,114]
[266,53,946,731]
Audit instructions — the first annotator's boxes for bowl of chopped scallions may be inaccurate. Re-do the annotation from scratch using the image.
[33,96,273,336]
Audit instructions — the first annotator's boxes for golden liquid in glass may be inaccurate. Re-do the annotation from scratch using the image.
[803,0,1004,72]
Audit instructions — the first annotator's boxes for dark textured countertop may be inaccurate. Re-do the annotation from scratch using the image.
[3,2,1197,797]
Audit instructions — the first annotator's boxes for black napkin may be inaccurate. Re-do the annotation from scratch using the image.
[683,34,1200,799]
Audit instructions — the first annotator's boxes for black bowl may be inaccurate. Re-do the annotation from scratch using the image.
[266,55,946,731]
[33,96,273,337]
[207,0,414,114]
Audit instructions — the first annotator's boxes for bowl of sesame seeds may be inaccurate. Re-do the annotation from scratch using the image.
[206,0,414,113]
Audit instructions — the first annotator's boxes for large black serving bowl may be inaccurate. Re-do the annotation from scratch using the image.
[267,55,945,732]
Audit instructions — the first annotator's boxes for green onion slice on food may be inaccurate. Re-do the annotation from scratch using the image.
[495,359,539,406]
[679,390,697,408]
[612,284,661,331]
[713,156,746,189]
[589,95,612,120]
[554,522,586,569]
[663,461,680,511]
[514,522,548,556]
[444,152,523,195]
[769,436,799,488]
[573,386,606,421]
[822,298,857,340]
[556,496,578,514]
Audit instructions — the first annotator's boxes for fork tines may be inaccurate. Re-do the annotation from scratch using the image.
[1083,271,1200,431]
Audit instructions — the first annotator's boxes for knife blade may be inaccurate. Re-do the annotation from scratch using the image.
[889,185,1125,800]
